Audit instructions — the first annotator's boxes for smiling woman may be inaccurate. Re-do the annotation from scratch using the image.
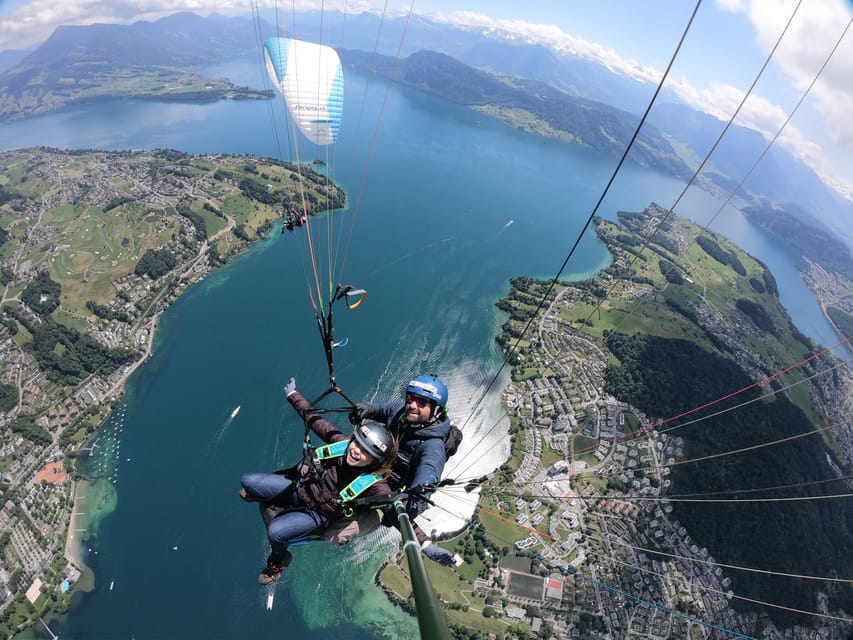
[238,378,396,585]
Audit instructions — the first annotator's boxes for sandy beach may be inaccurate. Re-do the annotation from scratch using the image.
[64,479,89,571]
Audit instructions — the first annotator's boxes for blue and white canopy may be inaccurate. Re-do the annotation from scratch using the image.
[263,37,344,147]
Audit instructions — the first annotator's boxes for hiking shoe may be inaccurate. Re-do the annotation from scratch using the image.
[240,488,262,502]
[258,551,292,585]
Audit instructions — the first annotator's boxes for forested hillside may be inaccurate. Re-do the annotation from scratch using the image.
[743,204,853,279]
[603,331,853,626]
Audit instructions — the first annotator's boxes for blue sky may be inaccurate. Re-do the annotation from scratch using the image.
[1,0,852,203]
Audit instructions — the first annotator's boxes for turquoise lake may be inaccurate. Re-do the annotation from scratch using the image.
[2,56,850,639]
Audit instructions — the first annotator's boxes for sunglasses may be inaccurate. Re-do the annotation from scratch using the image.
[405,393,431,408]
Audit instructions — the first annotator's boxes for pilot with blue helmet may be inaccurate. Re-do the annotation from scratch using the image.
[324,374,456,566]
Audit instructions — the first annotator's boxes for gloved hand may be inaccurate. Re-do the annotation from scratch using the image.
[379,507,398,529]
[422,541,454,567]
[348,402,371,424]
[284,377,297,398]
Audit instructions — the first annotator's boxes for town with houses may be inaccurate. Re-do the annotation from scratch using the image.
[413,206,853,638]
[428,268,852,639]
[479,305,747,639]
[1,149,853,639]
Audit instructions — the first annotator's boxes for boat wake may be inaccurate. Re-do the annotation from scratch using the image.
[496,219,514,236]
[207,405,241,454]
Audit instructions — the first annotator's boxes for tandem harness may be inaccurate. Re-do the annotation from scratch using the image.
[262,440,387,530]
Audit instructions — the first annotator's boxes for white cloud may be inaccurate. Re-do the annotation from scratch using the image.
[430,10,663,84]
[716,0,746,12]
[432,3,853,199]
[1,1,167,49]
[724,0,853,196]
[746,0,853,150]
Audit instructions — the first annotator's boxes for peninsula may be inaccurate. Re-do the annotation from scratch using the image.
[378,204,853,640]
[0,13,274,123]
[0,147,342,637]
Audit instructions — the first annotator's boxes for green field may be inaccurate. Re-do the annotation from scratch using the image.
[381,555,512,636]
[500,209,821,422]
[0,149,342,320]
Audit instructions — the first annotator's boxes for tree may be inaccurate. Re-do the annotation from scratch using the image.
[176,202,208,241]
[134,248,177,279]
[525,604,541,617]
[0,382,17,412]
[10,413,50,446]
[606,476,627,492]
[86,301,130,323]
[8,569,23,591]
[658,259,684,284]
[736,298,776,335]
[21,270,61,315]
[233,224,251,241]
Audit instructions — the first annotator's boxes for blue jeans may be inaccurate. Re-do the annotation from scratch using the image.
[241,473,329,563]
[241,472,293,501]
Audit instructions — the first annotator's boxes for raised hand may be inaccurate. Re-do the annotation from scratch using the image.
[284,377,297,398]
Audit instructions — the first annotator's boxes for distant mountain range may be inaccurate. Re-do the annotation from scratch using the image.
[2,9,851,254]
[17,12,257,70]
[311,9,853,250]
[0,13,266,121]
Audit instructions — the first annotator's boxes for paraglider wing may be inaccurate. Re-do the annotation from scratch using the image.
[263,37,344,146]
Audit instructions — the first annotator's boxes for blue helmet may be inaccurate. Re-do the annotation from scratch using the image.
[405,374,448,408]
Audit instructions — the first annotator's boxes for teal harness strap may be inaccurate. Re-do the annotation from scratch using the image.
[312,440,384,504]
[339,472,383,501]
[315,440,349,460]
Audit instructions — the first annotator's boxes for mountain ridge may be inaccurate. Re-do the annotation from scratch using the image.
[342,48,692,179]
[0,13,270,121]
